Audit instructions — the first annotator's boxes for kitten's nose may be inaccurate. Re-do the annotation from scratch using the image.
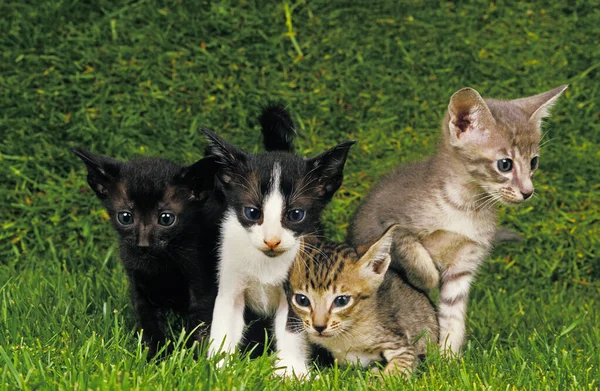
[264,238,281,249]
[313,325,327,333]
[521,191,533,200]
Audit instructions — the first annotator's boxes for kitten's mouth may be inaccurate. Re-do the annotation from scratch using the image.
[262,248,286,257]
[499,197,524,206]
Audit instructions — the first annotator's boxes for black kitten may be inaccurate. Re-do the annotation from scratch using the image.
[72,148,224,358]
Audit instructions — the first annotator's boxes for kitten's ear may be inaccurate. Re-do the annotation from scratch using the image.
[306,140,355,199]
[447,87,496,146]
[201,128,248,184]
[510,85,568,129]
[177,156,218,201]
[357,224,396,283]
[71,147,121,199]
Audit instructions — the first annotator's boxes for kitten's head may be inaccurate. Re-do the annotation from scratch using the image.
[443,85,567,205]
[72,147,217,251]
[287,226,396,339]
[203,129,354,258]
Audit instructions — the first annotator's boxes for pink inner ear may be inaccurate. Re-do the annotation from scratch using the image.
[455,112,471,135]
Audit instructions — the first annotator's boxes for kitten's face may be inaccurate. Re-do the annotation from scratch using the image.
[204,130,354,259]
[445,85,567,206]
[288,228,394,340]
[73,148,216,252]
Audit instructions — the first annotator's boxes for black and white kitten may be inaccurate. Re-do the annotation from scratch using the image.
[205,105,355,377]
[72,148,224,358]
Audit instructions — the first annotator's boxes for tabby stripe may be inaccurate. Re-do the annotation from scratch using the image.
[442,270,473,283]
[439,292,467,306]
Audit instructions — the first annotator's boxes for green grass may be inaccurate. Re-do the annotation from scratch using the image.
[1,0,599,389]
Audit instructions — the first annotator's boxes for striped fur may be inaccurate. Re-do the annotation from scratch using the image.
[350,86,567,355]
[286,228,438,378]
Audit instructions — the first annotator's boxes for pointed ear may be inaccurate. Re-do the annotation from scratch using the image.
[177,156,218,201]
[510,85,568,128]
[357,224,397,283]
[201,128,248,184]
[305,140,355,199]
[71,147,121,199]
[447,87,496,146]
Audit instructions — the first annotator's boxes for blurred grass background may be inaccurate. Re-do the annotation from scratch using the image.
[1,0,598,389]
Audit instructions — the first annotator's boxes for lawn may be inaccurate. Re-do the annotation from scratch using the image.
[1,0,599,390]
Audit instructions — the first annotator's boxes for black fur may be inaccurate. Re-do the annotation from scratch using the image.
[72,147,224,358]
[259,103,296,152]
[202,128,355,238]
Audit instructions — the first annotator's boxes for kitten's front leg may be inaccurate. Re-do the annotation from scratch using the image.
[130,280,168,359]
[380,346,417,379]
[185,284,214,343]
[438,244,487,356]
[208,282,246,361]
[273,289,309,378]
[392,230,440,290]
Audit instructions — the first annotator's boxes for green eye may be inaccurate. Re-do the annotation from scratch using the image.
[117,211,133,225]
[333,295,351,307]
[294,294,311,307]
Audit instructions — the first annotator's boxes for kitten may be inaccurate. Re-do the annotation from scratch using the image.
[349,85,568,355]
[205,105,355,377]
[286,226,439,377]
[72,148,224,358]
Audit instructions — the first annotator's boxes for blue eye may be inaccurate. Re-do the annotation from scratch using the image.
[333,295,351,307]
[117,211,133,225]
[497,158,513,172]
[158,212,176,226]
[530,156,539,170]
[294,294,311,307]
[244,207,262,221]
[287,209,306,223]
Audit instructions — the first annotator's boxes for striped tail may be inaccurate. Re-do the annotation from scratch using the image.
[259,103,296,152]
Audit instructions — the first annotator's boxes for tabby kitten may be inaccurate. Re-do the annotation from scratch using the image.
[73,148,223,358]
[350,85,567,355]
[205,105,354,377]
[286,226,438,377]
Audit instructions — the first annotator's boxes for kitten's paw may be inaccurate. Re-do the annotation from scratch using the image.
[273,359,309,380]
[424,268,441,290]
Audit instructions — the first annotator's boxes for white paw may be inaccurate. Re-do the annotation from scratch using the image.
[273,359,309,380]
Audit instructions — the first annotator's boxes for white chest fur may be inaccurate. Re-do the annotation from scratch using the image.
[431,191,496,246]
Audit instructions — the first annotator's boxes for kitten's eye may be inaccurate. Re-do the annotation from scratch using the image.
[333,295,351,308]
[497,158,513,172]
[243,207,262,221]
[287,209,306,223]
[117,211,134,226]
[294,294,311,307]
[530,156,539,171]
[158,212,176,226]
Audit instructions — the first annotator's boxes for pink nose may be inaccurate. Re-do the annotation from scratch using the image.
[264,238,281,249]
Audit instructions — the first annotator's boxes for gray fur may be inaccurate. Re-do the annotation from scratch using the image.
[349,85,567,355]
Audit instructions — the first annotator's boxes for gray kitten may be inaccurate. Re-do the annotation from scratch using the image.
[349,85,567,355]
[286,225,438,377]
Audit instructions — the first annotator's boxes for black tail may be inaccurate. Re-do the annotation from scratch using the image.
[259,104,296,152]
